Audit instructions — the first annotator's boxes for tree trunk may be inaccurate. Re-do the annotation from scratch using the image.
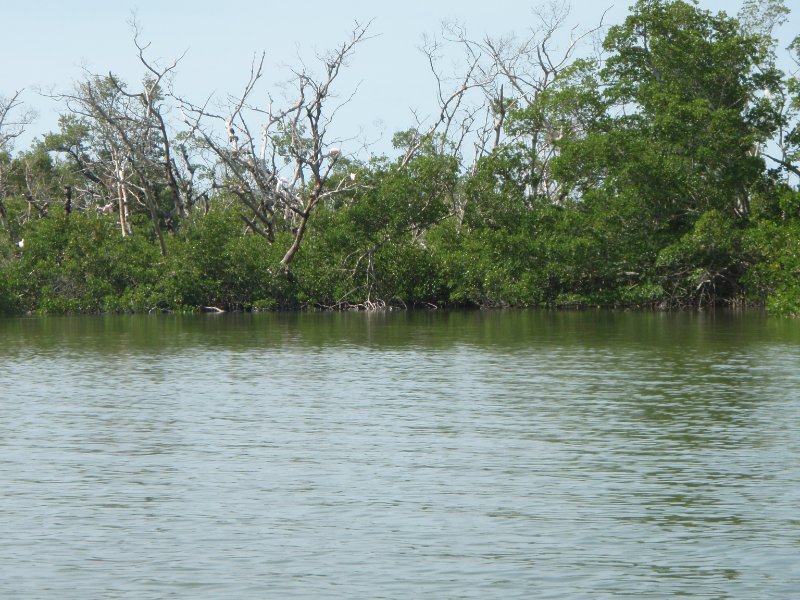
[145,187,167,257]
[280,211,310,268]
[117,179,129,237]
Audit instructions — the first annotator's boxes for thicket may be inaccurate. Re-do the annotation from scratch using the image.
[1,0,799,316]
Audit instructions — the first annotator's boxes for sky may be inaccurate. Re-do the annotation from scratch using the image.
[3,0,796,156]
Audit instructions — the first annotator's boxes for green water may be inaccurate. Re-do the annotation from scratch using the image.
[1,310,799,598]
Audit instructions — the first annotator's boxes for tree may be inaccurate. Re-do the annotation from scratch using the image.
[413,1,606,212]
[0,91,35,236]
[334,148,458,307]
[46,23,202,256]
[180,22,371,269]
[787,35,800,181]
[540,0,780,305]
[762,33,800,183]
[0,91,35,153]
[51,76,160,249]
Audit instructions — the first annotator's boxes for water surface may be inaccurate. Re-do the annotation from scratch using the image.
[2,310,799,598]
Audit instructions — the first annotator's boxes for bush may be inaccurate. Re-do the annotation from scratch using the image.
[743,218,800,316]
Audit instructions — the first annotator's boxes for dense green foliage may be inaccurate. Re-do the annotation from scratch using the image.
[1,0,799,316]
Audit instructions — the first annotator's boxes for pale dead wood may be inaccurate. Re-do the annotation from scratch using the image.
[178,21,374,268]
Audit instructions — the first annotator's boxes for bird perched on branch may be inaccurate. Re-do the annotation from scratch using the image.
[226,121,239,152]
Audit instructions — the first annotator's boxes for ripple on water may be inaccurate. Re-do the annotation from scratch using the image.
[1,311,799,599]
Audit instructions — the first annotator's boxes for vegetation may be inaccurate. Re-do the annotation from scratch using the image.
[1,0,799,316]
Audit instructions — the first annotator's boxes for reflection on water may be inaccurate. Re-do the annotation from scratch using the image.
[1,311,799,598]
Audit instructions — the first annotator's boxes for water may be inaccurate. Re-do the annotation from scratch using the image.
[1,310,799,599]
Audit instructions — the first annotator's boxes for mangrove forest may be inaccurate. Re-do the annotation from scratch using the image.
[1,0,799,315]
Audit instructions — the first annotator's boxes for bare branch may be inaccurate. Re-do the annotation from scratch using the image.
[0,90,36,152]
[176,21,373,268]
[410,0,607,207]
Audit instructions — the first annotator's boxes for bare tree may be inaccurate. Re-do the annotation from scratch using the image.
[399,32,490,168]
[180,22,372,268]
[413,1,607,205]
[120,20,200,220]
[46,24,203,255]
[0,91,36,232]
[0,91,34,153]
[51,76,149,242]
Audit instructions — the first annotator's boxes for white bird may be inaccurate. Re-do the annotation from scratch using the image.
[328,148,341,158]
[349,172,356,181]
[524,183,533,199]
[100,202,115,214]
[16,239,24,249]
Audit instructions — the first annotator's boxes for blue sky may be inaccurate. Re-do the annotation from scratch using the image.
[3,0,795,154]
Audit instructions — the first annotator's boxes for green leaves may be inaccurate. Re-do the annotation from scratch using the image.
[1,0,799,314]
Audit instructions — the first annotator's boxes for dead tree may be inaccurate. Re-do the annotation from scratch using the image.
[0,91,34,152]
[179,22,371,269]
[119,21,198,220]
[51,77,145,241]
[45,22,204,254]
[414,1,607,207]
[0,91,35,233]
